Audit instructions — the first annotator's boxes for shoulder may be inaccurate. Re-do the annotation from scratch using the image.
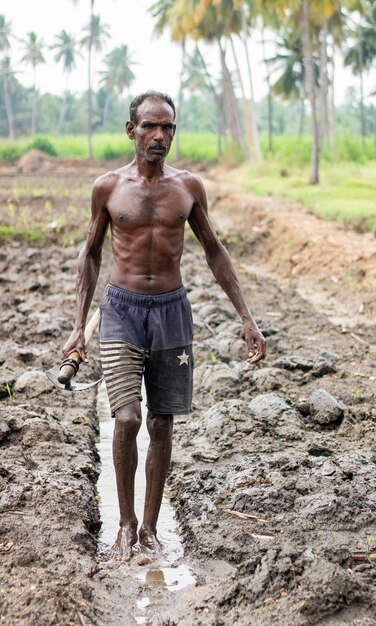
[166,166,205,199]
[92,170,121,205]
[93,170,120,194]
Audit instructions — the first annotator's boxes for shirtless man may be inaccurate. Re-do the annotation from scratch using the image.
[63,91,266,561]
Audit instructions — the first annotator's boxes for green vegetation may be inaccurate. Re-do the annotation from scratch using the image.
[0,224,45,244]
[0,134,135,161]
[1,131,374,166]
[261,135,376,166]
[0,131,223,162]
[1,129,375,233]
[230,157,376,231]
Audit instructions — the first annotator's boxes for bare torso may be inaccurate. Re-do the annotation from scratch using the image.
[105,163,195,294]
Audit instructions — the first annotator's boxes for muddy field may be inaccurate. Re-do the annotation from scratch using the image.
[1,159,376,626]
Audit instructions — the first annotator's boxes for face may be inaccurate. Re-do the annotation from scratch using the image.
[126,98,176,164]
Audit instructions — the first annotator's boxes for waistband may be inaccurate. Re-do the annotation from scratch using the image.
[104,283,187,307]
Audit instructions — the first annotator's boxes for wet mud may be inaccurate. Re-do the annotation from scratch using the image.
[1,162,376,625]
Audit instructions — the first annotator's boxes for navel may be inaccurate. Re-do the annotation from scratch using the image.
[118,212,128,222]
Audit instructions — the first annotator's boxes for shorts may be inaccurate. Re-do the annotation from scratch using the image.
[99,283,193,416]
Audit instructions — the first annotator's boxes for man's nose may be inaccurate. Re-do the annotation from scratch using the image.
[153,126,164,141]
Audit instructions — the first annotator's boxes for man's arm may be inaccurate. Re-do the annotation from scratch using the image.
[187,174,266,365]
[62,173,115,362]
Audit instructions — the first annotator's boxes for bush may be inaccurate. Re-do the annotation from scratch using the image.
[0,145,23,161]
[102,145,123,160]
[27,136,58,157]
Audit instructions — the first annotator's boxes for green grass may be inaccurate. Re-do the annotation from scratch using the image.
[1,131,375,231]
[230,159,376,230]
[0,224,45,245]
[0,132,221,162]
[261,134,376,165]
[0,132,375,166]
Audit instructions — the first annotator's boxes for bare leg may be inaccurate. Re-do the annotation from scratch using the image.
[139,410,173,550]
[109,400,141,561]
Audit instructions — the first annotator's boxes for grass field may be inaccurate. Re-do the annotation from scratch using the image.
[229,159,376,231]
[0,132,221,162]
[0,132,375,231]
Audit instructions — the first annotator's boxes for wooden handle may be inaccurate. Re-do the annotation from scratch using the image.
[58,352,80,385]
[58,308,100,385]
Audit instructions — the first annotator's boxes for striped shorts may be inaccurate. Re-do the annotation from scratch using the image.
[99,283,193,416]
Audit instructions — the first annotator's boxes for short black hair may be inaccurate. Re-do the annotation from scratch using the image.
[129,91,176,124]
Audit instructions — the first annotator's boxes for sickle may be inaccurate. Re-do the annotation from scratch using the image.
[45,308,103,391]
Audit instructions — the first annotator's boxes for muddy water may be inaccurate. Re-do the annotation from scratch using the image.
[96,382,195,624]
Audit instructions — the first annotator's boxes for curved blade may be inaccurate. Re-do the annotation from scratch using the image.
[46,368,103,391]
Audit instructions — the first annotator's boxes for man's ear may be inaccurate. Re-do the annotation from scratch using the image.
[172,123,176,138]
[126,121,135,140]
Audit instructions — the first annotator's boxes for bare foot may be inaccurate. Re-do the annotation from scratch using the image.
[108,524,138,562]
[139,526,162,552]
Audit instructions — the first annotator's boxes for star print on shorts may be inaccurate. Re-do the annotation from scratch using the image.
[177,350,189,365]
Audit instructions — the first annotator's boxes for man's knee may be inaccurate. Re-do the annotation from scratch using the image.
[115,401,142,435]
[147,412,173,442]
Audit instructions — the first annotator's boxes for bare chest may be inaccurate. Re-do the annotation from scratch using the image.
[107,182,193,230]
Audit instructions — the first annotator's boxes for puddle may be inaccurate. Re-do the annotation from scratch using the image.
[96,381,196,623]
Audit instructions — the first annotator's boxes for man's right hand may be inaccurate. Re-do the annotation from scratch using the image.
[62,329,88,363]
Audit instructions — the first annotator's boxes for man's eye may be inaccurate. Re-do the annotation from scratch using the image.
[163,125,173,131]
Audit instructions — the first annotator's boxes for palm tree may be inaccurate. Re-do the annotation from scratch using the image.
[51,30,80,134]
[149,0,187,158]
[182,45,225,156]
[20,31,45,135]
[149,0,248,159]
[344,2,376,148]
[99,45,136,127]
[267,32,320,136]
[81,11,110,158]
[0,15,15,139]
[264,0,327,183]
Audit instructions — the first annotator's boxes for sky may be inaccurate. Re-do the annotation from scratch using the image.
[2,0,370,106]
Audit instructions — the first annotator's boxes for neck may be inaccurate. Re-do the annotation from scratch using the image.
[135,156,165,181]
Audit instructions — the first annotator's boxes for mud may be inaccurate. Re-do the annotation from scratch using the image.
[0,160,376,625]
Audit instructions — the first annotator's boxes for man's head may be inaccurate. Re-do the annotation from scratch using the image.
[129,91,176,125]
[126,91,176,164]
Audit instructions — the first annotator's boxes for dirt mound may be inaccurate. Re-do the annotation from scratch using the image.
[16,149,54,173]
[204,172,376,329]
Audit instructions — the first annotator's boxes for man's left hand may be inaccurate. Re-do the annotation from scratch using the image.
[243,322,266,365]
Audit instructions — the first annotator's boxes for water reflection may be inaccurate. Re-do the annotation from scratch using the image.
[96,381,195,623]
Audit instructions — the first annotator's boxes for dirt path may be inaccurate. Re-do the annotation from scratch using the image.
[1,161,376,625]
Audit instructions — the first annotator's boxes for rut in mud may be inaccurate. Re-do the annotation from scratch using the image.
[0,162,376,626]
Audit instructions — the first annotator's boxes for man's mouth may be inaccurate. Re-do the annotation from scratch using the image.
[148,144,166,153]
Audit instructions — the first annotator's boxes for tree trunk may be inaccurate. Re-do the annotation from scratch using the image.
[319,21,329,145]
[230,36,250,159]
[175,40,185,161]
[358,29,366,150]
[261,23,273,153]
[56,74,69,135]
[329,37,336,144]
[102,91,111,128]
[31,66,37,135]
[3,71,15,140]
[299,95,305,136]
[87,0,94,159]
[218,38,246,158]
[56,92,67,135]
[241,7,262,161]
[196,44,224,158]
[301,0,320,185]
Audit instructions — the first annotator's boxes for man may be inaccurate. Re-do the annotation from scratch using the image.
[63,91,266,561]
